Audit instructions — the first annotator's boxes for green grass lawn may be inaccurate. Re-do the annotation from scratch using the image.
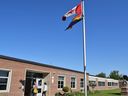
[88,89,121,96]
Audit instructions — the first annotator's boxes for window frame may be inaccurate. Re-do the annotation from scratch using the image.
[108,82,112,86]
[80,78,84,89]
[57,75,65,90]
[0,68,12,93]
[70,76,77,89]
[98,81,105,86]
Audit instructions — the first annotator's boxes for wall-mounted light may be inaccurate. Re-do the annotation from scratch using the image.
[52,73,55,84]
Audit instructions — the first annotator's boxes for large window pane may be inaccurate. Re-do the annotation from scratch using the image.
[98,81,105,86]
[0,70,9,91]
[0,78,8,84]
[59,76,64,81]
[0,85,6,90]
[58,76,64,89]
[108,82,112,86]
[0,70,9,77]
[0,78,8,90]
[71,77,76,88]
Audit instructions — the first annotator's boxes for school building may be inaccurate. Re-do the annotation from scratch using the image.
[0,55,119,96]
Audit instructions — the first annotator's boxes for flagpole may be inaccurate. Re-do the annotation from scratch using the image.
[81,0,87,96]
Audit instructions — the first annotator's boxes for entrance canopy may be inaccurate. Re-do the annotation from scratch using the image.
[26,70,49,79]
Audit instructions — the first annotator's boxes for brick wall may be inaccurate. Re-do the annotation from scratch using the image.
[0,57,119,96]
[0,58,84,96]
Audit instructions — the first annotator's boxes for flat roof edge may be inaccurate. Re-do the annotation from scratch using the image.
[0,55,84,74]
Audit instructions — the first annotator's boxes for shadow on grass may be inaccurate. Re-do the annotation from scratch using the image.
[108,93,121,95]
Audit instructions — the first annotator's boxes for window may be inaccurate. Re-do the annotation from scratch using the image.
[98,81,105,86]
[114,83,118,86]
[115,83,118,86]
[108,82,112,86]
[80,78,84,88]
[71,77,76,88]
[108,82,118,86]
[112,82,118,86]
[0,78,8,90]
[0,70,11,92]
[58,76,65,89]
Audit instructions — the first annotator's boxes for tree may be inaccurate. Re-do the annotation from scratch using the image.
[123,75,128,81]
[109,70,121,80]
[96,72,106,78]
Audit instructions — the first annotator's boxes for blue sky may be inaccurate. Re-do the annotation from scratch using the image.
[0,0,128,76]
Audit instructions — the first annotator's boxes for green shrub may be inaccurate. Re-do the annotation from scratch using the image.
[55,92,61,96]
[62,86,69,93]
[66,91,84,96]
[55,90,84,96]
[66,93,75,96]
[74,91,84,96]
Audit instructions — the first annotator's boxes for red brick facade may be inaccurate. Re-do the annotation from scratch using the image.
[0,55,119,96]
[0,57,84,96]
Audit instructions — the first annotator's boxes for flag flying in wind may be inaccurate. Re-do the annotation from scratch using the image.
[62,2,82,30]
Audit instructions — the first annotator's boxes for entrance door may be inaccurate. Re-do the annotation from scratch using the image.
[36,78,44,96]
[24,77,33,96]
[24,71,49,96]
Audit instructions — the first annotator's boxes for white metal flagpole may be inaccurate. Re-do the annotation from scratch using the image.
[81,0,87,96]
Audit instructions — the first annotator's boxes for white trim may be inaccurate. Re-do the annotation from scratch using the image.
[0,68,12,93]
[70,76,77,89]
[107,79,119,83]
[88,76,97,81]
[57,75,66,90]
[89,76,119,82]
